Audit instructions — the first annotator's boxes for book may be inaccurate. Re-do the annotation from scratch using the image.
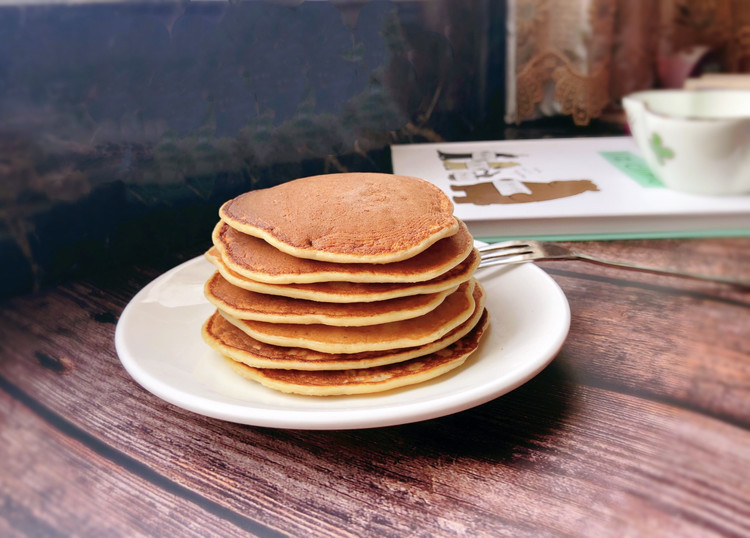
[390,136,750,241]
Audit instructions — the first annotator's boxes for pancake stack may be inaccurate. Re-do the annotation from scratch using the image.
[201,172,489,396]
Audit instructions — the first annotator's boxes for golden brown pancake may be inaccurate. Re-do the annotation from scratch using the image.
[220,280,477,353]
[204,246,480,303]
[219,173,458,263]
[204,271,456,326]
[212,219,474,284]
[201,281,486,370]
[224,310,490,395]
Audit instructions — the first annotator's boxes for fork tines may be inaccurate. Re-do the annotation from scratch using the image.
[477,240,537,268]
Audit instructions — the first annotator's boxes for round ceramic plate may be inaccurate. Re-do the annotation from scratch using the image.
[115,255,570,430]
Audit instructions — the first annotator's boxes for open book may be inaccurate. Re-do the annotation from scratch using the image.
[390,136,750,241]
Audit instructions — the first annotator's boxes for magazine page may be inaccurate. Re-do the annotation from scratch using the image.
[391,137,750,240]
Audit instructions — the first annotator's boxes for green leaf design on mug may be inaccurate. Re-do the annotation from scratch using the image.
[649,133,675,165]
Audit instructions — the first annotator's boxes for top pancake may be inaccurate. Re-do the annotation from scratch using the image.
[219,173,458,264]
[212,219,474,284]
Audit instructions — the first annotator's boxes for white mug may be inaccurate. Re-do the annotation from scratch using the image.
[622,89,750,195]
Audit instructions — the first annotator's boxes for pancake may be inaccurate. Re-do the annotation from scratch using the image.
[204,270,457,326]
[212,218,473,284]
[201,281,486,370]
[221,280,477,353]
[224,310,490,395]
[205,246,480,303]
[219,173,458,264]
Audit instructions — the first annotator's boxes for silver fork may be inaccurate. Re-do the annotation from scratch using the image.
[477,240,750,288]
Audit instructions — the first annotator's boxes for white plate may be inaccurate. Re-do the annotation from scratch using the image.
[115,255,570,430]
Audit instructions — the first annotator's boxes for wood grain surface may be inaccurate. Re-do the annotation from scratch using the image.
[1,238,749,537]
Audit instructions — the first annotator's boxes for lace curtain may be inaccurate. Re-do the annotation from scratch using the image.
[506,0,750,125]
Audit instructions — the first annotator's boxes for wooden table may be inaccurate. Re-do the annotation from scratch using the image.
[2,237,750,537]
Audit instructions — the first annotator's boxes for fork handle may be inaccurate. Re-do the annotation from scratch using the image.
[571,253,750,288]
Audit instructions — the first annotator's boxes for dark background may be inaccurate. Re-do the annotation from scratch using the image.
[0,0,618,298]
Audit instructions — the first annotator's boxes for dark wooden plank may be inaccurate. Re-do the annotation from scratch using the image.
[556,238,750,282]
[535,259,750,427]
[5,357,750,536]
[2,239,750,536]
[0,388,267,538]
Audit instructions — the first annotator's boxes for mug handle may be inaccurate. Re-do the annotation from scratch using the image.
[622,96,649,151]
